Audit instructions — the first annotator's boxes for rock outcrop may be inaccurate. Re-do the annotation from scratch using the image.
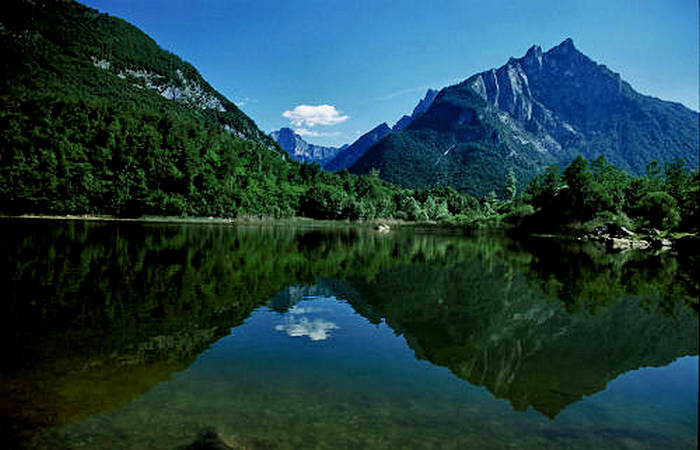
[269,127,342,165]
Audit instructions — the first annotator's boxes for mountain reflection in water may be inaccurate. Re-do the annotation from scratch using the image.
[0,219,696,448]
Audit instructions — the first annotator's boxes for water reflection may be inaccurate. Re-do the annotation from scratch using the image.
[337,265,697,417]
[0,219,696,447]
[275,313,339,341]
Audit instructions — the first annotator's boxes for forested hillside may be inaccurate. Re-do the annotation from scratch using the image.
[0,0,484,220]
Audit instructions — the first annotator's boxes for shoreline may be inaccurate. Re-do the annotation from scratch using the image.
[3,215,696,248]
[0,214,424,230]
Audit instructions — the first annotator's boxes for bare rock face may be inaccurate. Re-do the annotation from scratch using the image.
[411,89,439,118]
[392,115,412,132]
[269,128,342,165]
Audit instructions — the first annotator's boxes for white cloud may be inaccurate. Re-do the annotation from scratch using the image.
[295,128,341,138]
[275,317,339,341]
[282,104,349,127]
[289,306,325,315]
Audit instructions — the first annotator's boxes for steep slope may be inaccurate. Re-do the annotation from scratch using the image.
[351,39,699,196]
[324,123,392,171]
[0,0,275,146]
[270,128,342,165]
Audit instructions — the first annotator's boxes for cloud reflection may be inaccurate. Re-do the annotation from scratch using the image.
[275,317,339,341]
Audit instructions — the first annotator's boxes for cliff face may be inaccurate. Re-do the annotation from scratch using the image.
[466,38,698,171]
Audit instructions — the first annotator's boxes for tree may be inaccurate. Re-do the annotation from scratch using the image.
[634,191,680,230]
[504,168,517,202]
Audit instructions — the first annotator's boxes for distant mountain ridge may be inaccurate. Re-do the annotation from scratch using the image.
[324,123,392,171]
[351,39,699,196]
[324,89,439,171]
[270,128,342,165]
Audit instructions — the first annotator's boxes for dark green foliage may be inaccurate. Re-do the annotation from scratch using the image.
[0,94,294,217]
[633,192,680,230]
[521,155,698,232]
[0,0,273,146]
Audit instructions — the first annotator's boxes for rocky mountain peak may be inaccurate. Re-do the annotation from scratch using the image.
[548,37,577,55]
[271,127,298,153]
[392,115,412,132]
[523,44,543,69]
[270,127,341,165]
[542,37,593,71]
[350,37,698,193]
[412,89,439,118]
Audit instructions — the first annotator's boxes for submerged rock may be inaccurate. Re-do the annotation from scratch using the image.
[181,428,233,450]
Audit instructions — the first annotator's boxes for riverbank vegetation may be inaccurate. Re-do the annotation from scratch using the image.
[513,155,699,236]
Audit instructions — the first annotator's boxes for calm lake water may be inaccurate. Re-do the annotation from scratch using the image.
[0,219,697,449]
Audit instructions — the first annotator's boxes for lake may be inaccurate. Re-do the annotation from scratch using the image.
[0,219,697,449]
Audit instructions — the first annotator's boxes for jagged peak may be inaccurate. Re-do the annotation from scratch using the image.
[411,89,439,118]
[525,44,543,58]
[547,37,579,55]
[522,44,544,69]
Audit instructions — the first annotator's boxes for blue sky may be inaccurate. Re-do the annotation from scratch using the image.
[81,0,698,147]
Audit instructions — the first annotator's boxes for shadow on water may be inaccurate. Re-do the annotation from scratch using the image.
[0,219,696,447]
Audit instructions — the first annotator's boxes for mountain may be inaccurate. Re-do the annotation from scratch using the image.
[270,128,342,165]
[324,123,392,171]
[392,88,439,132]
[325,89,439,172]
[0,0,304,217]
[0,0,275,147]
[351,39,699,196]
[409,88,440,119]
[391,115,413,132]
